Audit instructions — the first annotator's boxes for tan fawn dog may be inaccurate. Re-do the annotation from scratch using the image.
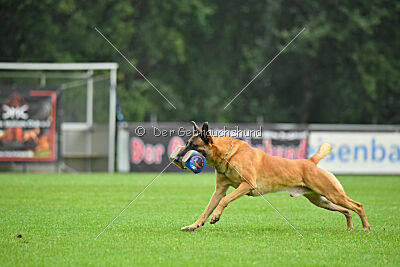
[172,122,370,232]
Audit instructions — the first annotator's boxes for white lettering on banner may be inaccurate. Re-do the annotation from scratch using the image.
[0,151,34,157]
[308,132,400,174]
[153,126,176,137]
[1,119,51,128]
[2,104,29,120]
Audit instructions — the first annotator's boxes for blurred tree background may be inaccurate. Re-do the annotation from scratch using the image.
[1,0,399,124]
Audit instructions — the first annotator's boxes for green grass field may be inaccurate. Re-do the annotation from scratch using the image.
[1,172,399,266]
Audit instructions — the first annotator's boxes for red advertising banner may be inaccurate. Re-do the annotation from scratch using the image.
[127,123,309,172]
[0,86,61,162]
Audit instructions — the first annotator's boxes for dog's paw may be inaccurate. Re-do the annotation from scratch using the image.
[209,214,221,224]
[181,224,200,231]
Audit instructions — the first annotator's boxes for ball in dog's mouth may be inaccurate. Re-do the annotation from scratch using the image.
[184,152,206,174]
[170,146,207,173]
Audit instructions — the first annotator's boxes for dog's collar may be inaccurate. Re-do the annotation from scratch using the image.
[216,141,234,168]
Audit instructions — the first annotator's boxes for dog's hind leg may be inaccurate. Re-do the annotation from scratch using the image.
[304,169,370,231]
[304,192,353,230]
[327,194,370,231]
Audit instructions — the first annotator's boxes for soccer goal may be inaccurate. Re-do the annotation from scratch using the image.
[0,62,118,173]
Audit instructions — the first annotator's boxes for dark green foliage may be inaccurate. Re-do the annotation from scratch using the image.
[1,0,399,123]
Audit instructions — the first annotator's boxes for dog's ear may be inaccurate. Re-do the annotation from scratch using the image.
[191,121,201,135]
[201,122,213,144]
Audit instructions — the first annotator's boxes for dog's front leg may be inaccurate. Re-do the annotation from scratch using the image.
[210,182,252,224]
[181,173,229,231]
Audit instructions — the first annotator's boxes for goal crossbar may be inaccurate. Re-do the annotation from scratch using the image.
[0,62,118,70]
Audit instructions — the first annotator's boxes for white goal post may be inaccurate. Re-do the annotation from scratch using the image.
[0,62,118,173]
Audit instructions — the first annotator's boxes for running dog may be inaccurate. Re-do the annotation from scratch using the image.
[171,122,370,232]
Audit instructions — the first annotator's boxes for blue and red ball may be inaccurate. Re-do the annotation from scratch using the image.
[170,146,206,174]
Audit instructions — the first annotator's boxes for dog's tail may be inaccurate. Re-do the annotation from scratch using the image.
[309,143,332,165]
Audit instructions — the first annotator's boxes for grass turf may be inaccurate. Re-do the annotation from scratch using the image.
[0,172,399,266]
